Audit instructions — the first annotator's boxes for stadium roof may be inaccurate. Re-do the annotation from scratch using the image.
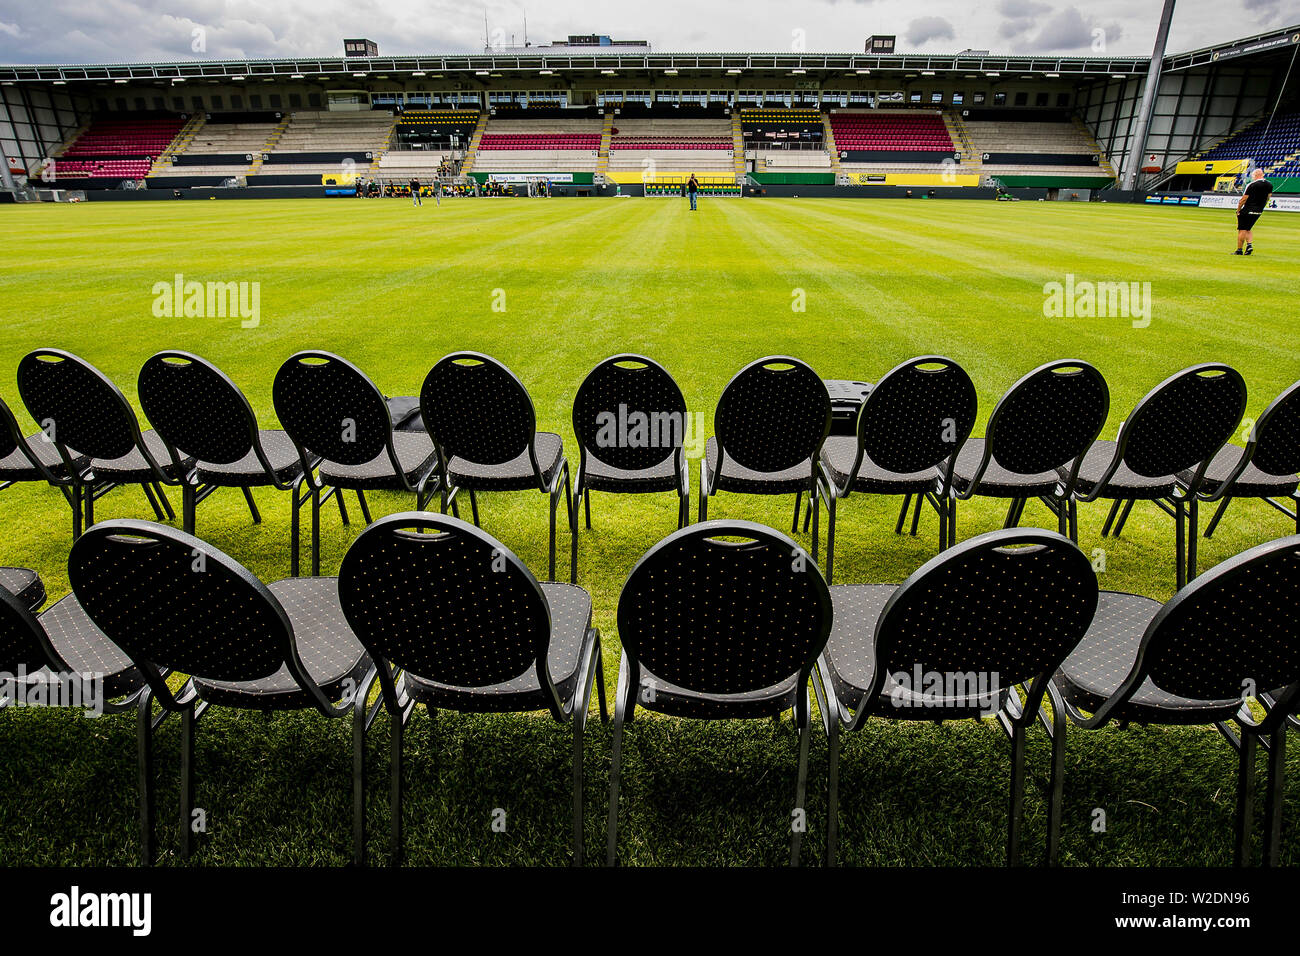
[0,24,1295,85]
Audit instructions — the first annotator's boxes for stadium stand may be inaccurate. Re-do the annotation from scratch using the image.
[960,114,1113,183]
[1200,110,1300,178]
[51,115,187,180]
[151,113,280,178]
[829,110,955,158]
[471,114,603,174]
[607,116,735,177]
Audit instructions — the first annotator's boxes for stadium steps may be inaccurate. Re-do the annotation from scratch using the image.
[1072,116,1116,177]
[459,113,491,176]
[149,113,206,175]
[595,111,614,182]
[248,119,290,175]
[1264,147,1300,176]
[822,113,843,180]
[944,111,978,168]
[367,115,398,177]
[50,119,92,160]
[731,113,746,182]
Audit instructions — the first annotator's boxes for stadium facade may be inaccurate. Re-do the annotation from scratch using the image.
[0,24,1296,201]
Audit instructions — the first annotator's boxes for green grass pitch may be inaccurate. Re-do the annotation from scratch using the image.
[0,195,1295,865]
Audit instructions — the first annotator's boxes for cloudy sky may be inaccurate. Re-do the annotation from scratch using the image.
[0,0,1297,63]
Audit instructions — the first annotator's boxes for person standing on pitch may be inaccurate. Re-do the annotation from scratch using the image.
[435,180,441,207]
[687,173,699,211]
[410,177,422,207]
[1235,168,1273,255]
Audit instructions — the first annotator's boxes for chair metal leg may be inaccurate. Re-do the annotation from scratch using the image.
[548,487,559,582]
[584,486,592,529]
[290,482,304,577]
[810,482,819,565]
[1113,498,1136,537]
[1175,499,1186,590]
[353,698,368,866]
[155,483,176,520]
[1235,729,1257,867]
[791,490,802,534]
[909,493,923,537]
[895,494,912,534]
[1007,721,1026,866]
[242,486,262,524]
[142,481,165,521]
[469,489,480,527]
[1047,700,1067,866]
[1205,496,1231,539]
[70,481,84,540]
[182,483,197,535]
[336,486,351,525]
[1187,498,1199,582]
[311,486,322,577]
[1101,498,1122,537]
[85,481,95,527]
[179,704,195,859]
[1068,500,1079,542]
[825,493,836,585]
[136,689,156,866]
[606,667,629,867]
[790,706,812,867]
[827,719,840,867]
[390,709,404,866]
[945,498,956,549]
[572,711,585,866]
[356,489,372,525]
[1263,728,1286,867]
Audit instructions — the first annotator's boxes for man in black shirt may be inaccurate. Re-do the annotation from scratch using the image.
[687,174,699,211]
[410,177,422,207]
[1235,168,1273,255]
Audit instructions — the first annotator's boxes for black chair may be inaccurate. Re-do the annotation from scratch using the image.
[572,354,691,546]
[700,356,830,552]
[68,519,368,864]
[17,349,190,533]
[1068,364,1247,588]
[0,566,45,611]
[814,355,976,581]
[0,560,149,852]
[813,528,1097,866]
[273,351,440,576]
[1192,379,1300,558]
[948,360,1109,543]
[139,351,313,537]
[607,520,832,866]
[339,512,605,865]
[0,395,88,538]
[1051,533,1300,866]
[421,352,574,582]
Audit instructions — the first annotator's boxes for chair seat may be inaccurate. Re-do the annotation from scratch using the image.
[819,434,939,495]
[820,584,1004,719]
[400,582,592,712]
[1065,441,1175,499]
[319,431,438,491]
[195,429,304,486]
[0,434,88,481]
[0,566,45,611]
[1177,444,1299,499]
[950,438,1062,498]
[91,430,194,482]
[191,578,369,709]
[582,451,683,494]
[447,432,564,492]
[706,437,814,495]
[36,593,144,700]
[1053,591,1243,724]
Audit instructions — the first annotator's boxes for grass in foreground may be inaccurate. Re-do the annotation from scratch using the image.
[0,196,1295,865]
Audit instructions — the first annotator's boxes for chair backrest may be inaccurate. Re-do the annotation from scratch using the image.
[272,351,393,466]
[617,521,832,696]
[857,355,977,474]
[0,395,30,464]
[1119,364,1246,479]
[1124,534,1300,704]
[985,360,1109,476]
[420,352,537,466]
[17,349,144,461]
[0,584,59,676]
[338,512,556,699]
[1249,380,1300,480]
[572,354,687,471]
[139,351,260,465]
[871,529,1097,701]
[714,357,830,474]
[68,520,300,688]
